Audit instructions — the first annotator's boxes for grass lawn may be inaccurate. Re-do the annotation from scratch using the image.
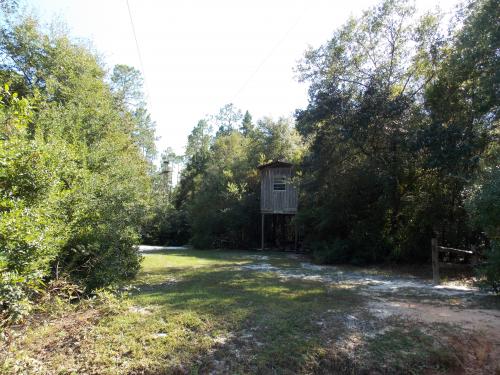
[1,249,495,374]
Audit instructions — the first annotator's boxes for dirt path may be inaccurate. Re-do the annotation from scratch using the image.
[137,245,189,252]
[244,256,500,373]
[368,299,500,373]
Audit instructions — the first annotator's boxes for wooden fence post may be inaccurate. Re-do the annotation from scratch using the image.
[432,238,440,284]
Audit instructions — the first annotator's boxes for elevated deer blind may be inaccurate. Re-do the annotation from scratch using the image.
[258,161,298,250]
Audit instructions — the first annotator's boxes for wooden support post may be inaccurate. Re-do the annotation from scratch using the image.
[432,238,440,284]
[471,245,478,266]
[261,213,265,250]
[272,214,276,247]
[294,216,298,251]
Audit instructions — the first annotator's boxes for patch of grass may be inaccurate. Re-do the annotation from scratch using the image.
[364,323,463,374]
[88,250,364,374]
[0,250,483,374]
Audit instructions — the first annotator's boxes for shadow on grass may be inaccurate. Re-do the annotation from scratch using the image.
[127,263,364,373]
[118,251,474,374]
[133,266,360,307]
[139,249,307,262]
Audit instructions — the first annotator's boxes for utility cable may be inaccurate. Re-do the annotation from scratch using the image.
[126,0,152,103]
[231,4,309,102]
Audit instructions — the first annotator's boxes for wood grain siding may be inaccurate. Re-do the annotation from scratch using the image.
[260,166,298,214]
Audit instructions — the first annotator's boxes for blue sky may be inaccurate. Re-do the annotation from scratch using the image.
[27,0,460,155]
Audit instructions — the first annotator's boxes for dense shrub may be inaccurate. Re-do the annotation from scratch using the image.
[478,243,500,293]
[468,167,500,292]
[310,239,351,265]
[141,170,190,246]
[0,15,155,322]
[0,271,41,326]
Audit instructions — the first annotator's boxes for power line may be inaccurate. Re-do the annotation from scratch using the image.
[231,5,309,102]
[126,0,152,103]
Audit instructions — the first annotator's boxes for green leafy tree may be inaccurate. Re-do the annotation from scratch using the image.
[110,64,156,162]
[141,147,188,246]
[430,0,499,290]
[213,103,242,136]
[111,64,144,108]
[255,117,303,163]
[295,0,444,263]
[0,14,156,321]
[241,110,254,136]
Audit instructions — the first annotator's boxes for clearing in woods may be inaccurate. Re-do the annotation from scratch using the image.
[2,248,500,374]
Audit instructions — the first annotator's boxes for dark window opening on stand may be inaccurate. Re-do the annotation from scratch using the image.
[273,177,286,191]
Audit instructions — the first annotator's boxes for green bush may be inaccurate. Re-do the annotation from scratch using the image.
[467,166,500,292]
[141,198,190,246]
[0,271,43,326]
[311,239,351,264]
[0,15,155,323]
[478,241,500,293]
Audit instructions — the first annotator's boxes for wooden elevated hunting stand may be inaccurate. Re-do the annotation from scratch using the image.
[258,161,298,250]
